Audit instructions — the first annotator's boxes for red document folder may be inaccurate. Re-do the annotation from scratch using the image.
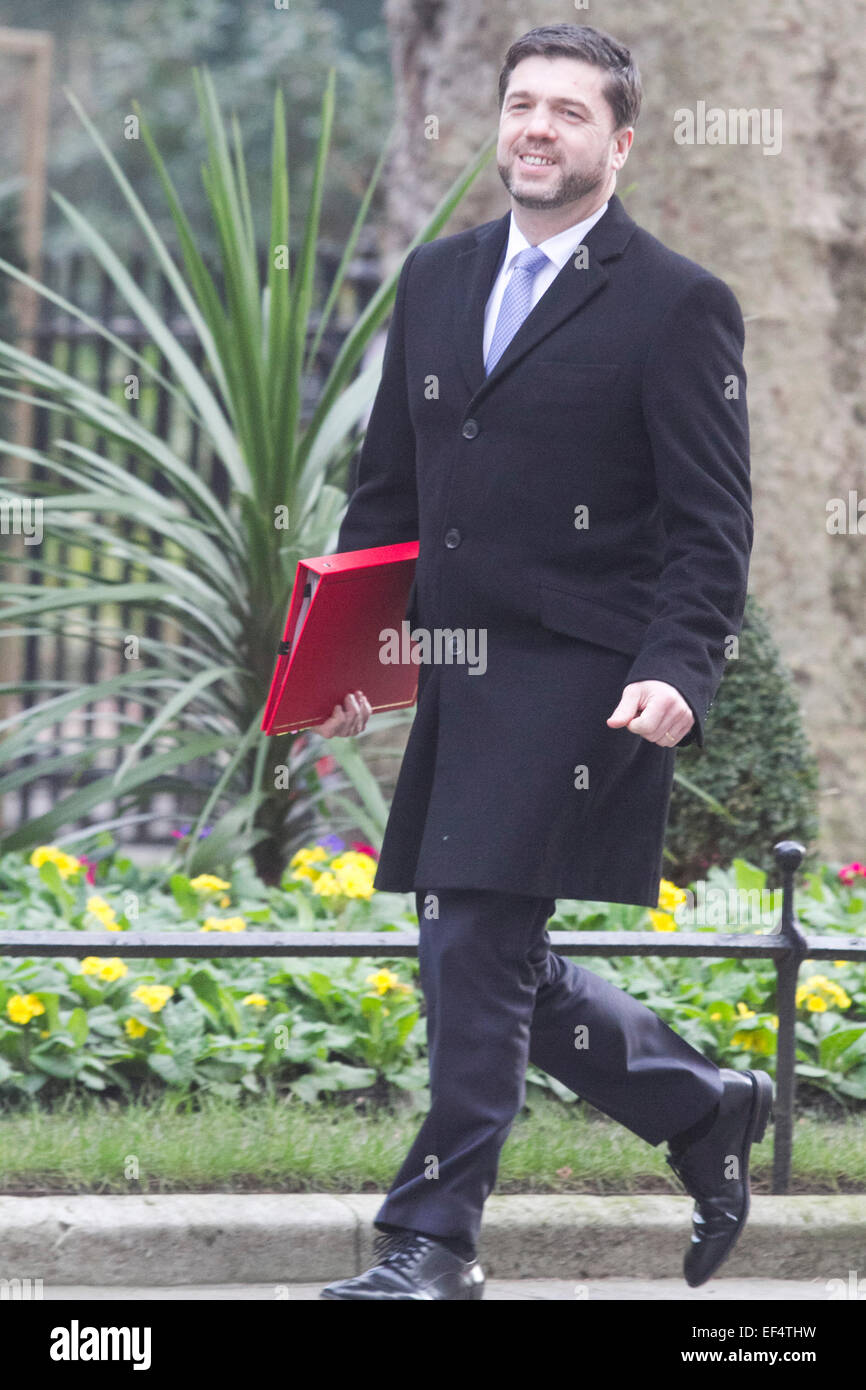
[261,540,420,735]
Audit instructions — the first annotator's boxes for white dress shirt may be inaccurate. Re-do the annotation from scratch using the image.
[482,201,609,365]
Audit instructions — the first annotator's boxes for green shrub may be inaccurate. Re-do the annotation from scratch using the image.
[665,593,820,886]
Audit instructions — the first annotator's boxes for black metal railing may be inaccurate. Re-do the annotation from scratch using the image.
[1,839,864,1192]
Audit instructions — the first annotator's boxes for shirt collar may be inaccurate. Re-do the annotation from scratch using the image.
[502,200,610,273]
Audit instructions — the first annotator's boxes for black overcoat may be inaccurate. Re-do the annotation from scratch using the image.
[335,193,752,907]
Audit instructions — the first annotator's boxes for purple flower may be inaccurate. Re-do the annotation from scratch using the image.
[171,824,212,840]
[317,834,345,853]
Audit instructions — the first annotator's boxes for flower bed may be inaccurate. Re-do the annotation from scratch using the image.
[1,841,865,1109]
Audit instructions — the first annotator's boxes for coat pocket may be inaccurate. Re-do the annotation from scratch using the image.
[536,581,649,656]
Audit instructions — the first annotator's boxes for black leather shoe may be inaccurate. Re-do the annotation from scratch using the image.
[667,1068,774,1288]
[319,1230,485,1300]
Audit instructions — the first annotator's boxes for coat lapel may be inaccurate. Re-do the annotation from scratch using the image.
[452,192,638,399]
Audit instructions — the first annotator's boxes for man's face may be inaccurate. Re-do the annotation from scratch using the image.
[496,55,631,211]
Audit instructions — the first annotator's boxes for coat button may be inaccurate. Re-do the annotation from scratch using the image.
[461,418,479,439]
[444,528,461,548]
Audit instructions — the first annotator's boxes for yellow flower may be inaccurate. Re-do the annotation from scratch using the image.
[290,846,332,884]
[648,909,677,932]
[310,872,342,897]
[710,1011,722,1021]
[219,895,231,907]
[82,956,127,982]
[97,958,128,983]
[657,878,687,913]
[289,846,328,874]
[292,864,322,882]
[131,984,174,1013]
[189,874,231,894]
[290,846,329,865]
[242,993,268,1009]
[736,1002,756,1019]
[796,975,851,1011]
[200,916,247,932]
[365,969,412,997]
[732,1029,774,1054]
[30,845,82,879]
[40,1030,50,1038]
[331,851,377,871]
[124,1017,149,1039]
[86,896,119,928]
[6,993,45,1024]
[333,864,376,899]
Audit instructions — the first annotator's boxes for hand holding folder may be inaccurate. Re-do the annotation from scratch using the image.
[312,687,373,739]
[261,541,420,736]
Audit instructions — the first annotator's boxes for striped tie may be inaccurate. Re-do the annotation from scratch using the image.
[485,244,550,375]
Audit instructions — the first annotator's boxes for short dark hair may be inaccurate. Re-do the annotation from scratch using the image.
[497,24,641,132]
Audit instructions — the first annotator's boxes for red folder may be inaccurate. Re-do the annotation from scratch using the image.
[261,541,420,735]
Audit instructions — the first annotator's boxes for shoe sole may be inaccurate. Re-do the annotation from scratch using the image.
[738,1067,775,1228]
[319,1286,484,1300]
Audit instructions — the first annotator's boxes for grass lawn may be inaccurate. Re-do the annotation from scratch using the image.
[1,1090,864,1196]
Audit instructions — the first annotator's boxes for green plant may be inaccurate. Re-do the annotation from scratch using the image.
[4,844,865,1111]
[0,66,495,883]
[664,593,821,884]
[0,839,425,1105]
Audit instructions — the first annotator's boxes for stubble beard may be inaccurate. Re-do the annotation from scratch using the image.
[497,150,609,211]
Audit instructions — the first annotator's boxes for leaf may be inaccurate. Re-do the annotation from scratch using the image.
[819,1026,866,1069]
[79,1070,107,1090]
[169,875,201,920]
[147,1052,184,1085]
[31,1052,79,1078]
[36,861,74,914]
[185,969,224,1018]
[66,1007,89,1046]
[732,859,767,894]
[394,1011,420,1047]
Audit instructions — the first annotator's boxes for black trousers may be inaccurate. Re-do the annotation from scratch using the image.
[374,887,723,1252]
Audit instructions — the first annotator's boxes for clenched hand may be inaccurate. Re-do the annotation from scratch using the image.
[311,690,372,739]
[606,680,695,747]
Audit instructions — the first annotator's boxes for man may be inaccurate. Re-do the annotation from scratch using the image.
[314,23,772,1300]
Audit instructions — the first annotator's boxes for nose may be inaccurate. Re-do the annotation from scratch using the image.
[521,106,556,140]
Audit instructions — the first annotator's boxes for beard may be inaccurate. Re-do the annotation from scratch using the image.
[497,149,609,210]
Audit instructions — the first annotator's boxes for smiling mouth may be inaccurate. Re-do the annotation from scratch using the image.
[518,153,556,169]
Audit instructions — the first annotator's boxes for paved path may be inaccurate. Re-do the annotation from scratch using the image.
[35,1278,835,1300]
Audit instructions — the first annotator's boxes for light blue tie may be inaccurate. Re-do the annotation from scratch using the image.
[485,244,550,375]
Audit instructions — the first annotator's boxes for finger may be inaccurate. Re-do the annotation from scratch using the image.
[312,704,342,737]
[342,695,360,734]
